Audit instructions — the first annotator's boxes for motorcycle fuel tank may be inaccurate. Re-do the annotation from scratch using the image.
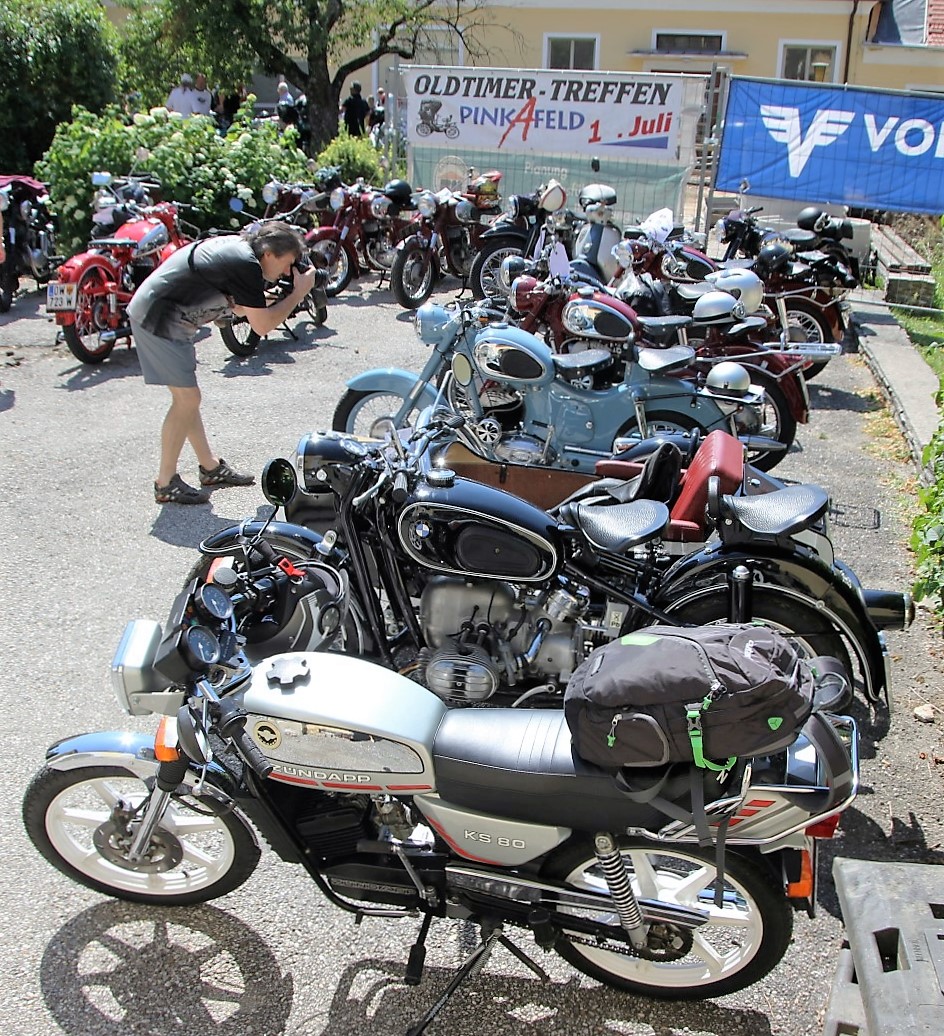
[240,652,446,791]
[562,290,637,343]
[471,323,556,387]
[397,475,560,581]
[122,218,170,258]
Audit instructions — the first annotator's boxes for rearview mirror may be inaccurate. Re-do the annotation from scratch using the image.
[261,457,298,507]
[229,197,244,212]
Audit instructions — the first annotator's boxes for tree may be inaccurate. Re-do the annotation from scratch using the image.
[118,0,500,152]
[0,0,118,172]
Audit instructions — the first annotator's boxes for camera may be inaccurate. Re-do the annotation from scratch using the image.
[293,253,312,273]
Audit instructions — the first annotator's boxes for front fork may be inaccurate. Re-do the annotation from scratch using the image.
[126,754,189,862]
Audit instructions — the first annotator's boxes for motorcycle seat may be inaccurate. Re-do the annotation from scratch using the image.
[551,348,613,378]
[567,498,669,553]
[783,228,818,249]
[713,483,829,538]
[635,344,694,372]
[431,707,700,832]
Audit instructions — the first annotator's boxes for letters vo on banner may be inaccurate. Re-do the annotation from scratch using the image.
[716,77,944,215]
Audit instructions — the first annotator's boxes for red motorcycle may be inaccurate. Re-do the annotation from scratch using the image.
[390,168,504,309]
[305,178,416,296]
[47,177,197,364]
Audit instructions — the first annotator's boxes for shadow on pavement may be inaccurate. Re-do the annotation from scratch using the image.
[806,382,884,413]
[0,386,14,412]
[40,901,294,1036]
[56,346,142,392]
[218,322,338,378]
[148,502,256,548]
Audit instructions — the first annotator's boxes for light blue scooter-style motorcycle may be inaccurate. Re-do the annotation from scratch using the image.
[332,301,780,472]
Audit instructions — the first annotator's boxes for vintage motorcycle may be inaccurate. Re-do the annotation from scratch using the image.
[0,175,61,313]
[332,299,787,471]
[47,175,199,364]
[306,178,417,296]
[390,169,503,309]
[20,546,863,1022]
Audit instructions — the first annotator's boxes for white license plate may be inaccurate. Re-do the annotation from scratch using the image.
[46,282,77,311]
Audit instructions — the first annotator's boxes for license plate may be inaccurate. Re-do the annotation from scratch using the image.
[46,282,77,311]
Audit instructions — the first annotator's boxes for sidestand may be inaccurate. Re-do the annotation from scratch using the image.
[404,919,550,1036]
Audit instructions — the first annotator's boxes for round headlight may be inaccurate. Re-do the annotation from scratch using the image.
[370,194,391,218]
[417,191,438,218]
[330,187,347,211]
[454,199,476,223]
[19,199,32,221]
[262,181,280,205]
[92,190,112,212]
[505,196,519,218]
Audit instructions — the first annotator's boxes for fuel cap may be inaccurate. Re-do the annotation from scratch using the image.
[426,467,456,488]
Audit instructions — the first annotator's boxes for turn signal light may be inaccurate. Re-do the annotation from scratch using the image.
[786,849,814,899]
[805,813,843,839]
[154,716,181,762]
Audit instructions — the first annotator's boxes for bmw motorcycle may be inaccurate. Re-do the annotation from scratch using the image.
[22,496,862,1026]
[0,175,61,313]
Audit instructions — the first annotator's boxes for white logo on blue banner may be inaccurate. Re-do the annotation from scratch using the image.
[717,77,944,215]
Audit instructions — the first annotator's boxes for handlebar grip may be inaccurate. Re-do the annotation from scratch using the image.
[231,726,274,779]
[252,537,280,564]
[391,470,409,505]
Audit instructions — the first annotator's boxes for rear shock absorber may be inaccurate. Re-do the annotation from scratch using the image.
[593,832,649,951]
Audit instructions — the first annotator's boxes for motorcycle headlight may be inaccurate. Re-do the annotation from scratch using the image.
[19,199,32,221]
[262,181,280,205]
[505,195,519,218]
[330,187,347,211]
[454,199,476,223]
[370,194,391,218]
[93,190,112,212]
[417,191,438,218]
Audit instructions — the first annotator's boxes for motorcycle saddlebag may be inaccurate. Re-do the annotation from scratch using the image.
[564,624,814,772]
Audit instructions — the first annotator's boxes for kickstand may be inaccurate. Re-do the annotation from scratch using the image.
[404,920,550,1036]
[280,320,299,341]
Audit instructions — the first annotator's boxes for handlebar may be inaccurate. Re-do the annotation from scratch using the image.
[215,697,274,778]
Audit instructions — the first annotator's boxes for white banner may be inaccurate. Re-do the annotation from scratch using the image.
[403,67,691,160]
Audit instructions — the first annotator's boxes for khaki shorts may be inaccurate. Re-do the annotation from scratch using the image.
[130,319,198,388]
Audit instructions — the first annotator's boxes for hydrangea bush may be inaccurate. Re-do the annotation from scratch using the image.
[37,100,310,254]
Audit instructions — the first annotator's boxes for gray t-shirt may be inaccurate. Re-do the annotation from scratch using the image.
[128,236,267,340]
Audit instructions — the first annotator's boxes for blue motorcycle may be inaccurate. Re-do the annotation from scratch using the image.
[332,301,780,472]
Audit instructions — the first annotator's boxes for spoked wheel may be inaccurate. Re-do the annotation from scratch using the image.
[732,371,796,472]
[783,299,837,380]
[63,268,119,364]
[333,388,416,438]
[22,765,260,905]
[220,316,260,357]
[309,240,352,297]
[391,245,437,309]
[544,837,792,999]
[469,240,524,300]
[615,410,699,451]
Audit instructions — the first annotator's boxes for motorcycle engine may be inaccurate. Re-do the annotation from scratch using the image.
[418,576,587,701]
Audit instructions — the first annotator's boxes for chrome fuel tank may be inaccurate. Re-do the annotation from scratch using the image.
[239,652,446,791]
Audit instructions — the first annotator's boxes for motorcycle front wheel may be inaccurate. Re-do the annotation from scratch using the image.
[391,245,437,309]
[333,388,417,438]
[308,240,352,297]
[220,315,260,357]
[22,765,260,906]
[544,837,792,999]
[63,268,118,364]
[469,239,524,300]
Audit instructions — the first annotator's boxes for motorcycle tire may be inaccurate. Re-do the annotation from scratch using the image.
[391,245,437,310]
[731,370,796,472]
[543,836,792,999]
[782,299,838,381]
[615,410,700,448]
[469,238,525,300]
[308,240,352,297]
[333,388,417,438]
[22,764,260,906]
[220,316,260,357]
[0,256,17,312]
[62,268,118,364]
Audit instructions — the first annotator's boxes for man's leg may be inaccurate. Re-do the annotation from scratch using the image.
[158,385,216,486]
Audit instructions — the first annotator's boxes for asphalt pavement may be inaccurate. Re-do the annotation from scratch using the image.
[1,274,943,1036]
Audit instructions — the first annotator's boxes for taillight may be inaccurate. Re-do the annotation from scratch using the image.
[805,813,843,839]
[786,848,814,899]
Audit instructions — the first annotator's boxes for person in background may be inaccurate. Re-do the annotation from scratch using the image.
[166,73,195,115]
[127,222,318,505]
[277,81,294,106]
[340,81,370,137]
[192,74,213,117]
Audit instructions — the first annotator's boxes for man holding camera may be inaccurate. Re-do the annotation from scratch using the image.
[128,222,319,504]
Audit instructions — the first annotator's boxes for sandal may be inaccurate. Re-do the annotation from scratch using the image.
[199,457,256,488]
[155,474,210,505]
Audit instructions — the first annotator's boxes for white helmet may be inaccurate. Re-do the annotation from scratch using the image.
[692,290,745,325]
[706,361,752,396]
[705,268,764,314]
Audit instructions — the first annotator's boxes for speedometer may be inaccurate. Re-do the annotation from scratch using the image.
[195,582,234,621]
[182,625,222,668]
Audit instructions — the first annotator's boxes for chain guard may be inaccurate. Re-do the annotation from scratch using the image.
[565,921,694,962]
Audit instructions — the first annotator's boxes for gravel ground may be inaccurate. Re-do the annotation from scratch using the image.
[1,275,942,1036]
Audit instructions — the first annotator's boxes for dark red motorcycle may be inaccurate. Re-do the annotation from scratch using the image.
[390,169,504,309]
[0,175,61,313]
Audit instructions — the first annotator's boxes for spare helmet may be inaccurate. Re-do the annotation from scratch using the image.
[538,179,566,213]
[692,290,745,325]
[705,268,764,314]
[705,361,752,396]
[756,240,792,275]
[383,178,413,205]
[797,206,830,233]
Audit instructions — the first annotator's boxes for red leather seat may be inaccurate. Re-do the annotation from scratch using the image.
[665,430,744,541]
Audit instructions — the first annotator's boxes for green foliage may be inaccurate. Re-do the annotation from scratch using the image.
[36,103,310,254]
[913,409,944,606]
[0,0,118,172]
[314,134,386,185]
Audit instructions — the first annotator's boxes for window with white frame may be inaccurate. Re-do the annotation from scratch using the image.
[546,35,597,70]
[781,43,838,83]
[654,32,724,54]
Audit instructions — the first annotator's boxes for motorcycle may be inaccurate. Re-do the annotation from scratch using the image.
[332,299,782,472]
[259,167,341,228]
[568,184,624,285]
[469,179,578,300]
[306,178,417,296]
[416,98,459,138]
[46,174,199,364]
[20,552,863,1019]
[390,169,504,310]
[0,175,61,313]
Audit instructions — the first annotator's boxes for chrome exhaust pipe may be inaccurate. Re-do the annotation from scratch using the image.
[863,588,915,631]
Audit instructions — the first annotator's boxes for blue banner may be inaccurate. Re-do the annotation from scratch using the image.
[716,78,944,215]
